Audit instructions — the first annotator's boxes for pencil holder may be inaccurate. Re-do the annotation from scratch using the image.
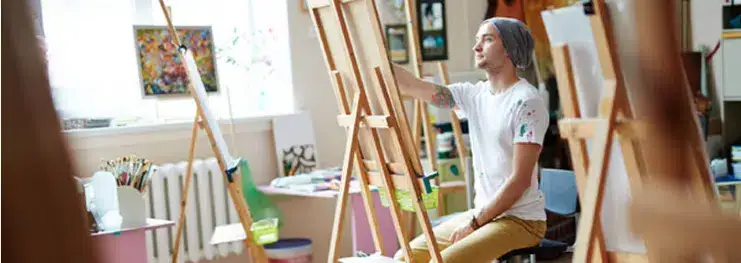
[117,186,146,228]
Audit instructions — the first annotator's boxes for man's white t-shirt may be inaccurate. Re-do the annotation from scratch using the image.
[448,78,548,221]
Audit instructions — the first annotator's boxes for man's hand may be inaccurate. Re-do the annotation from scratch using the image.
[449,224,474,243]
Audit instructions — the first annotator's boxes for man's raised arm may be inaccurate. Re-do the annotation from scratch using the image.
[392,64,456,109]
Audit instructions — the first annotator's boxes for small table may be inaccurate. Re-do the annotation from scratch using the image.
[91,218,174,263]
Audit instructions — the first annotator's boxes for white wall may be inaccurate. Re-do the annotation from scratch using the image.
[64,0,488,262]
[287,0,346,168]
[691,0,725,112]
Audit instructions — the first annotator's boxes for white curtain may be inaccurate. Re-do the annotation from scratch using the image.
[41,0,292,125]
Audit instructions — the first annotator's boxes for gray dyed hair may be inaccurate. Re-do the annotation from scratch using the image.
[482,17,534,69]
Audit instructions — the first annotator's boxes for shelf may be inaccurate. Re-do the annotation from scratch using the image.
[90,218,174,237]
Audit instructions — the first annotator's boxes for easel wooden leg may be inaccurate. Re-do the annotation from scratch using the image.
[328,94,365,263]
[225,170,267,263]
[373,69,443,263]
[367,131,416,262]
[353,154,386,255]
[172,112,201,263]
[370,67,418,262]
[330,70,386,255]
[573,121,615,263]
[552,45,608,262]
[390,127,443,263]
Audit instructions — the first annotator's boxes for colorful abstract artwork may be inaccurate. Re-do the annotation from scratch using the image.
[134,26,218,96]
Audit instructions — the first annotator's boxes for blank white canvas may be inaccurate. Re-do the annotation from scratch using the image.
[183,49,235,167]
[541,4,646,254]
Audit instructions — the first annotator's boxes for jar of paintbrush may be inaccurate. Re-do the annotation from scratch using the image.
[99,155,154,228]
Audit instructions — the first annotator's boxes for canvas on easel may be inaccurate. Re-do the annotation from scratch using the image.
[542,5,645,257]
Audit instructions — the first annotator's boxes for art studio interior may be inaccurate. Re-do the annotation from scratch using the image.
[5,0,741,262]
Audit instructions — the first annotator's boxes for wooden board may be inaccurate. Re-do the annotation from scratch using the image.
[308,1,444,262]
[309,0,423,177]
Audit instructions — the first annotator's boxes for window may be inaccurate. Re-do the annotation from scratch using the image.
[40,0,293,128]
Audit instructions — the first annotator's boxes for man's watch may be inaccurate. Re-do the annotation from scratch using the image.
[470,215,481,230]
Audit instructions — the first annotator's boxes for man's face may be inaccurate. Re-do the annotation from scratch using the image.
[472,23,509,72]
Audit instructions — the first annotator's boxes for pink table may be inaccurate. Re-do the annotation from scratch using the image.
[91,218,174,263]
[258,185,400,257]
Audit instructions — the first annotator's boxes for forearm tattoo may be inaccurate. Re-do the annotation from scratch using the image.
[431,84,456,109]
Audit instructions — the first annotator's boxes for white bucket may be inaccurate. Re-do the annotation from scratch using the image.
[264,238,312,263]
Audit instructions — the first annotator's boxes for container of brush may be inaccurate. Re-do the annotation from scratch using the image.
[99,155,155,228]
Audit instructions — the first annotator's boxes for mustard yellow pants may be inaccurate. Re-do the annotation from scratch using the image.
[393,211,546,263]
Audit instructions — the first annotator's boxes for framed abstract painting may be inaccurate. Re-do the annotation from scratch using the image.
[133,25,219,96]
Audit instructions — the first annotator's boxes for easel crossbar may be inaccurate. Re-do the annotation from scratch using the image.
[337,115,395,128]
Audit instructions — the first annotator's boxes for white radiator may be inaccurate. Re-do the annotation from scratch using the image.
[145,157,244,263]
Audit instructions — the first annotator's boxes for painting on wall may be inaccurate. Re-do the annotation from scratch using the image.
[385,24,409,64]
[134,25,219,96]
[723,4,741,30]
[417,0,448,61]
[272,111,319,177]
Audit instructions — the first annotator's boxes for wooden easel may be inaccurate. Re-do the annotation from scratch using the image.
[307,0,443,262]
[154,1,267,263]
[402,0,469,222]
[549,1,714,262]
